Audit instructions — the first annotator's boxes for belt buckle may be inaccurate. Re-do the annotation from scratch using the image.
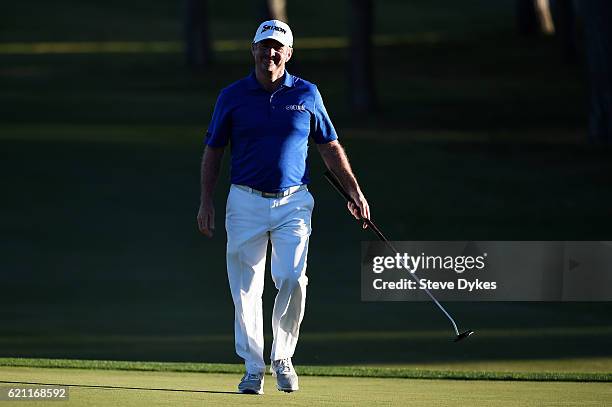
[262,191,277,198]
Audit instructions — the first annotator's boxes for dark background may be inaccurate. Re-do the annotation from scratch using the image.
[1,0,611,369]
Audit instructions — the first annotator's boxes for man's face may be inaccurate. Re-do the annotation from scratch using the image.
[251,39,293,74]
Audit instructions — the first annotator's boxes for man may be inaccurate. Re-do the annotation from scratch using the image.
[197,19,370,394]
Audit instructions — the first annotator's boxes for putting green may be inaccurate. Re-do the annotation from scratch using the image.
[1,367,611,407]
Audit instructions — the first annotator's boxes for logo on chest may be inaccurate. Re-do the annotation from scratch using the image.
[285,104,306,111]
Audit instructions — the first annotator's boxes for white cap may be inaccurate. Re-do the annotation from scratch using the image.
[252,20,293,48]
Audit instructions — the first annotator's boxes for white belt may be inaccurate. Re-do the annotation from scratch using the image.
[234,184,307,198]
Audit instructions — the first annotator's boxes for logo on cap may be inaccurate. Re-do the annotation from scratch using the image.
[261,25,287,35]
[254,20,293,47]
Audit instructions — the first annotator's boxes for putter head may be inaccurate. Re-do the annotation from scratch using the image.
[454,330,474,342]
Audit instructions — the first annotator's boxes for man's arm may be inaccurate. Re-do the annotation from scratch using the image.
[197,145,225,237]
[317,140,370,224]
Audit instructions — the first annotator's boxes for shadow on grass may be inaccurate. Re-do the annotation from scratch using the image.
[0,380,238,395]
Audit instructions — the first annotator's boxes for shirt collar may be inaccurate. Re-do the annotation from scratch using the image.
[282,70,295,87]
[247,70,295,90]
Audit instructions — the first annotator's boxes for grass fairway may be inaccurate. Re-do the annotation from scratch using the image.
[2,366,611,407]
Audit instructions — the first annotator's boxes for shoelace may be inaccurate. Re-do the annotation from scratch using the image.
[274,358,292,374]
[244,373,262,380]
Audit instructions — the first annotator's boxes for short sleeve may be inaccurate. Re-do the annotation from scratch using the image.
[310,85,338,144]
[204,91,231,147]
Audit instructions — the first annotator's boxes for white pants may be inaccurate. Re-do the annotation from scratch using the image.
[225,184,314,373]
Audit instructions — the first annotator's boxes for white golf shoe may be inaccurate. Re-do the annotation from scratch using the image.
[238,372,264,395]
[271,358,299,392]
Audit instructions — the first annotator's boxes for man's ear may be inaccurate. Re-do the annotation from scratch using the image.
[285,47,293,62]
[251,43,256,57]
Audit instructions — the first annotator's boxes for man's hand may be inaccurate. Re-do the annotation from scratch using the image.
[347,191,370,229]
[197,202,215,237]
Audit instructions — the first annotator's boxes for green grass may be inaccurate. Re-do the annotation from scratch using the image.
[1,366,611,407]
[1,0,611,394]
[2,131,612,367]
[0,358,611,382]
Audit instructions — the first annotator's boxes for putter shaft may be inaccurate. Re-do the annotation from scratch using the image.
[324,170,473,341]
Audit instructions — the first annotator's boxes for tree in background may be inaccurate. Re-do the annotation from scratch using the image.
[184,0,213,69]
[349,0,377,114]
[516,0,578,63]
[516,0,554,36]
[578,1,612,143]
[261,0,288,22]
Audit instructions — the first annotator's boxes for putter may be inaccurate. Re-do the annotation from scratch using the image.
[324,170,474,342]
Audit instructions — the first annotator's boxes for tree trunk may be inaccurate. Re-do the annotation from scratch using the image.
[535,0,555,34]
[578,0,612,143]
[260,0,288,22]
[349,0,376,114]
[516,0,554,36]
[184,0,213,69]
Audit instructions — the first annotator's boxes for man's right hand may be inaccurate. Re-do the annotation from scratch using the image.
[347,190,370,229]
[197,202,215,238]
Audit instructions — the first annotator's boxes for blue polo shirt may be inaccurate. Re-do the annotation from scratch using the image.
[205,71,338,193]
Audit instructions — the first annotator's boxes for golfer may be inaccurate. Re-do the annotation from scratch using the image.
[197,19,370,394]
